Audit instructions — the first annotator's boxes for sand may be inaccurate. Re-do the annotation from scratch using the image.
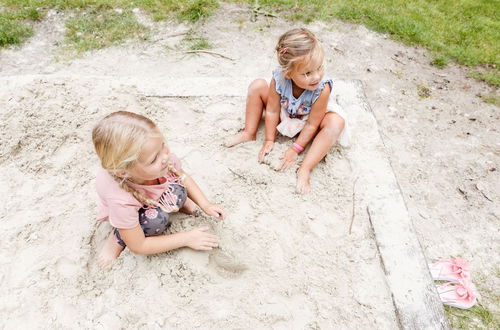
[0,3,498,329]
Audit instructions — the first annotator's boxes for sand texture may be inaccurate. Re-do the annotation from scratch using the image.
[1,3,498,329]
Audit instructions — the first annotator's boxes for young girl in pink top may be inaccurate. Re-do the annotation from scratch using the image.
[226,28,350,194]
[93,111,224,268]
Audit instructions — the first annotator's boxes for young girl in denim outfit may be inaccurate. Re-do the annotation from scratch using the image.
[226,28,350,194]
[93,111,224,268]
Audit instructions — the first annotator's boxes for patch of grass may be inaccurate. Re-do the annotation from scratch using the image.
[431,55,449,69]
[0,0,218,50]
[417,84,431,98]
[178,0,219,22]
[0,15,33,47]
[64,9,147,52]
[469,70,500,89]
[478,93,500,106]
[135,0,219,22]
[179,31,212,50]
[445,305,499,330]
[188,37,211,50]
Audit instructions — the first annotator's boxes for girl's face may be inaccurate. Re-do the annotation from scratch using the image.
[287,56,325,91]
[128,136,171,185]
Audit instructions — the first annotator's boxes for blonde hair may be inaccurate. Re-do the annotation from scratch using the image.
[275,28,324,75]
[92,111,176,212]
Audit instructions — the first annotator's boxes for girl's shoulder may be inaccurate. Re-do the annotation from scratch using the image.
[310,77,333,103]
[96,168,140,205]
[272,67,290,96]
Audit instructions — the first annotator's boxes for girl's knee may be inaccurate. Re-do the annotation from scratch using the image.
[323,113,345,135]
[248,79,268,95]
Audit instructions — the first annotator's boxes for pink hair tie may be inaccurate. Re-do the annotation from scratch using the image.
[279,47,288,57]
[292,142,304,153]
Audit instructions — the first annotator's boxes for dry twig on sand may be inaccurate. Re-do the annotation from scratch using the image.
[349,177,359,234]
[175,50,235,61]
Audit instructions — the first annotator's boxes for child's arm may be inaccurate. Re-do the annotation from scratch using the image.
[279,84,331,171]
[258,79,281,162]
[182,170,224,219]
[118,225,218,254]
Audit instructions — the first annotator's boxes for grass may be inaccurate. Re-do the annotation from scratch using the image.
[469,71,500,89]
[0,0,498,87]
[431,55,450,69]
[445,304,499,330]
[0,0,218,52]
[65,9,147,52]
[0,14,33,47]
[235,0,500,88]
[181,32,212,50]
[417,84,431,99]
[478,93,500,106]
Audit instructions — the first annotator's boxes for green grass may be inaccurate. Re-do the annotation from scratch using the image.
[135,0,219,21]
[235,0,499,88]
[64,9,147,52]
[445,305,499,330]
[478,93,500,106]
[0,0,498,87]
[470,70,500,89]
[431,55,450,69]
[181,32,212,50]
[417,84,431,98]
[0,14,33,47]
[0,0,218,51]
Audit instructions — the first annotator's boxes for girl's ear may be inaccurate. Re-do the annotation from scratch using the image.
[115,170,129,179]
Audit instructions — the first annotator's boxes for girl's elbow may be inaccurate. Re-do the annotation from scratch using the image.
[127,242,148,255]
[128,246,144,255]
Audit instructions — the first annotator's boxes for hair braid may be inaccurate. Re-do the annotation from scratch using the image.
[110,174,178,213]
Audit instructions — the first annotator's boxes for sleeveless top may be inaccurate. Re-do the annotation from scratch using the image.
[273,68,333,137]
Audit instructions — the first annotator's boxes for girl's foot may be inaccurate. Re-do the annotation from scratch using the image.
[180,198,197,215]
[225,131,256,147]
[97,232,125,269]
[296,167,312,195]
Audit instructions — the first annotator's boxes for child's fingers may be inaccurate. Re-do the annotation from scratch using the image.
[198,226,209,232]
[258,150,267,162]
[204,233,218,240]
[212,206,225,219]
[204,240,218,247]
[211,210,222,218]
[279,159,288,171]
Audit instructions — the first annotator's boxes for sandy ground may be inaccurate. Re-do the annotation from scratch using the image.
[0,3,498,329]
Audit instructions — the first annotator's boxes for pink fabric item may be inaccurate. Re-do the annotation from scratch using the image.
[436,280,480,309]
[96,153,183,229]
[428,257,471,282]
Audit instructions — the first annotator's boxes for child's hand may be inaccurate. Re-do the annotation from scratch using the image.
[185,227,219,250]
[201,203,225,219]
[258,141,274,162]
[279,147,298,171]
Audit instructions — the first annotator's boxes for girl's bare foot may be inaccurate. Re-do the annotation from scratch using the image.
[180,198,197,215]
[225,131,256,147]
[97,232,125,269]
[296,167,312,195]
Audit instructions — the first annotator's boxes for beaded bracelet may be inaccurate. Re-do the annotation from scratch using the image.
[292,142,304,153]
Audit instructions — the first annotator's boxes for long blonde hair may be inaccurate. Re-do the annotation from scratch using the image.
[92,111,177,212]
[275,28,324,75]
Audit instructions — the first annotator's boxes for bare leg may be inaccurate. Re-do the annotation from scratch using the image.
[297,113,345,194]
[180,197,197,215]
[97,231,125,269]
[225,79,268,147]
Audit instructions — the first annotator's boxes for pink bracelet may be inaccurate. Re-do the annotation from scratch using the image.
[292,142,304,153]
